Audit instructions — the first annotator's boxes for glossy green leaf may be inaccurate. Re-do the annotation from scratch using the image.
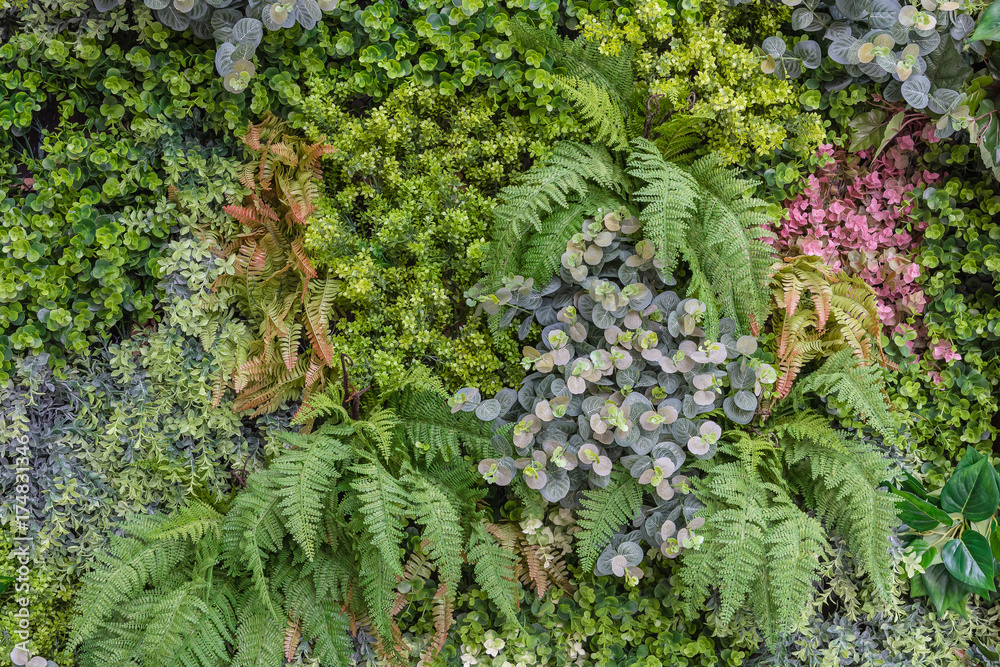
[990,523,1000,563]
[848,110,885,153]
[908,539,938,570]
[973,639,1000,661]
[940,458,999,521]
[942,534,995,592]
[892,488,954,531]
[921,563,971,615]
[969,0,1000,42]
[899,470,929,499]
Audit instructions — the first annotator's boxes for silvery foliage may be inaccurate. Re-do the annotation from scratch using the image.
[760,0,976,127]
[93,0,331,91]
[0,354,115,561]
[453,210,774,574]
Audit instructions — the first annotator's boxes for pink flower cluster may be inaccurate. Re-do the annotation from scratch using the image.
[769,128,940,346]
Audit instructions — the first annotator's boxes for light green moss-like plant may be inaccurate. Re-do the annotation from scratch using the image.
[290,82,559,393]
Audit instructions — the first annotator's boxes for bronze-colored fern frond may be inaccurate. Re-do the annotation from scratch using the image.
[769,256,885,399]
[213,115,339,417]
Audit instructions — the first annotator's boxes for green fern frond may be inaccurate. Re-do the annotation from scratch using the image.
[628,138,699,272]
[652,113,711,164]
[685,153,775,335]
[391,389,496,463]
[128,499,224,545]
[775,414,898,604]
[576,472,643,572]
[490,141,623,281]
[70,538,193,647]
[358,542,398,648]
[407,474,465,586]
[557,76,630,151]
[681,434,825,643]
[285,576,353,667]
[792,349,895,441]
[231,596,283,667]
[351,460,408,579]
[222,470,286,609]
[468,522,521,626]
[269,430,351,561]
[510,21,636,151]
[517,190,624,283]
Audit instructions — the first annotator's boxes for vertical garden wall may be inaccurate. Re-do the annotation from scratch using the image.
[2,0,1000,665]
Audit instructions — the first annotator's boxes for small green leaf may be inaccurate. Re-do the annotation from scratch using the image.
[940,457,999,521]
[942,534,994,592]
[908,538,938,570]
[892,488,954,531]
[969,0,1000,42]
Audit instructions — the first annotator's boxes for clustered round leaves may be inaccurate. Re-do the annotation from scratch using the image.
[760,0,976,132]
[94,0,330,91]
[452,209,776,578]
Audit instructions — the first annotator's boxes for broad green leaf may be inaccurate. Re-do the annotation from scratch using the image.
[974,639,1000,661]
[892,488,954,531]
[848,110,885,152]
[954,445,984,473]
[908,538,938,570]
[969,0,1000,42]
[899,470,929,499]
[942,534,995,591]
[940,458,999,521]
[921,563,970,615]
[874,111,904,158]
[990,523,1000,563]
[978,100,1000,181]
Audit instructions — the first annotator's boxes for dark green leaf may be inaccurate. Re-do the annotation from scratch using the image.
[970,0,1000,42]
[921,563,971,615]
[973,638,1000,661]
[899,470,929,499]
[892,488,954,531]
[923,34,971,90]
[940,458,999,521]
[991,523,1000,563]
[942,535,995,591]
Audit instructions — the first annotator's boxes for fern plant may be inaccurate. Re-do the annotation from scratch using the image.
[486,24,774,338]
[212,114,338,417]
[486,138,774,338]
[70,371,524,666]
[678,412,899,644]
[510,21,641,152]
[768,255,887,399]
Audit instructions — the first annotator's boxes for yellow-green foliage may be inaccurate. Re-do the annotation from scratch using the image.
[0,534,76,665]
[644,7,824,165]
[294,82,557,392]
[576,0,682,55]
